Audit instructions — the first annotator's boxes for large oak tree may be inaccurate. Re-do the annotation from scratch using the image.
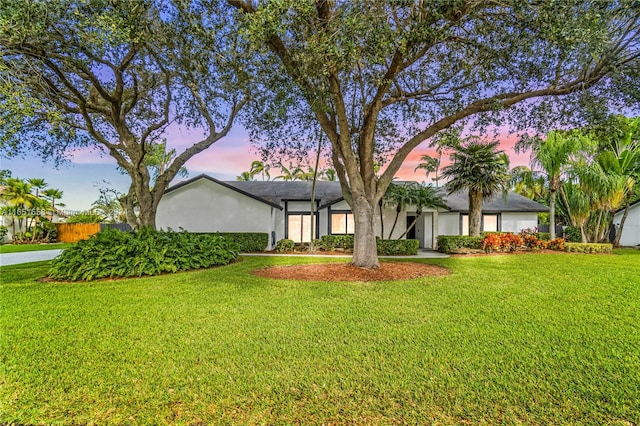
[228,0,640,267]
[0,0,249,228]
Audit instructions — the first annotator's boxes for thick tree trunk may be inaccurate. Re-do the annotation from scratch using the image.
[468,190,483,237]
[351,194,380,268]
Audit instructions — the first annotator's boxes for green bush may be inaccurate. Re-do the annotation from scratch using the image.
[376,239,419,255]
[0,225,7,244]
[564,226,582,242]
[215,232,268,252]
[317,234,355,251]
[565,242,612,254]
[275,239,295,253]
[436,235,483,253]
[535,232,550,241]
[66,211,104,224]
[49,228,239,281]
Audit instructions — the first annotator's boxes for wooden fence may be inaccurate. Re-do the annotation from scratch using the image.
[55,223,101,243]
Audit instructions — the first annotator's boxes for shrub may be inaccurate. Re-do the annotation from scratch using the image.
[215,232,268,252]
[437,235,483,253]
[376,239,419,255]
[547,238,566,251]
[564,226,582,242]
[66,211,104,224]
[49,228,239,281]
[275,239,295,253]
[481,233,524,253]
[317,234,355,251]
[535,232,550,241]
[0,225,7,244]
[565,242,612,254]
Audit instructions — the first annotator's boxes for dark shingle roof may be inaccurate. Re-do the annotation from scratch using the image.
[165,175,549,213]
[442,190,549,213]
[228,181,343,205]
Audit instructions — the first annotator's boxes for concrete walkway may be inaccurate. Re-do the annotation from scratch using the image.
[0,249,63,267]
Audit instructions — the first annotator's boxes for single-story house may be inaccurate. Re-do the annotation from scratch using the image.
[156,174,549,250]
[613,200,640,246]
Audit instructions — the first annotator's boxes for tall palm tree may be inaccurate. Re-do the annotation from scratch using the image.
[414,155,439,184]
[27,178,47,198]
[1,178,38,240]
[510,166,548,202]
[441,139,510,237]
[42,188,64,211]
[516,131,584,239]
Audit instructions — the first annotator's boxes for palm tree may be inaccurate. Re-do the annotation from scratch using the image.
[322,168,337,181]
[510,166,548,202]
[441,139,510,237]
[398,183,447,239]
[27,178,47,198]
[383,183,415,239]
[236,171,254,181]
[414,155,439,184]
[42,188,64,211]
[516,131,583,239]
[1,178,38,240]
[249,160,270,181]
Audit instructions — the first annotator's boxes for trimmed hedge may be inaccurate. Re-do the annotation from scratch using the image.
[49,228,239,281]
[275,239,295,252]
[437,235,483,253]
[565,242,613,254]
[215,232,268,252]
[376,239,419,255]
[316,234,355,251]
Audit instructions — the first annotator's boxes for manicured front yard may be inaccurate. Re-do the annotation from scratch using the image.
[1,251,639,424]
[0,242,73,254]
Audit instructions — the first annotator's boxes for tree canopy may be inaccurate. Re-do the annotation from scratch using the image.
[0,0,249,228]
[228,0,640,266]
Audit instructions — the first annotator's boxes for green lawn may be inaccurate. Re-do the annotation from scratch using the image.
[0,242,73,254]
[1,251,639,424]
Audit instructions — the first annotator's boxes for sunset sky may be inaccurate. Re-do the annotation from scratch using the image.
[2,125,530,212]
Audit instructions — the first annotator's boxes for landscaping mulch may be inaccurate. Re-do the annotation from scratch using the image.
[253,262,450,282]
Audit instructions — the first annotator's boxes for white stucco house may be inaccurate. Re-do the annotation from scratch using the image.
[613,200,640,246]
[156,174,549,250]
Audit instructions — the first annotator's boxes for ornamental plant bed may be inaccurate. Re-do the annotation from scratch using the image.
[253,262,450,282]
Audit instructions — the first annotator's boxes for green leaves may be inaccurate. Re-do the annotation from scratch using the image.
[48,228,240,281]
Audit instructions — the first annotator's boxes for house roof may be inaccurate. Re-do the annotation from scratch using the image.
[228,181,344,206]
[164,175,549,213]
[443,190,550,213]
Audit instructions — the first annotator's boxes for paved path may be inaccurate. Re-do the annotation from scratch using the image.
[0,249,63,267]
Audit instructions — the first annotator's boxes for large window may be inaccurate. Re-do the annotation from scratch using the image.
[331,212,354,234]
[461,214,500,235]
[287,214,315,243]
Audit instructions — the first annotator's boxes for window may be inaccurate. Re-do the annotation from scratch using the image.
[461,214,500,234]
[483,215,499,232]
[287,214,315,243]
[461,214,469,236]
[331,212,354,234]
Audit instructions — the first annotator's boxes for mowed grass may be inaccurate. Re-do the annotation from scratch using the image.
[1,251,639,424]
[0,242,73,254]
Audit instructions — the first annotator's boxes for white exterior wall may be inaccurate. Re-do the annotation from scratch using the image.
[156,179,277,248]
[614,204,640,246]
[438,212,460,236]
[501,212,538,233]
